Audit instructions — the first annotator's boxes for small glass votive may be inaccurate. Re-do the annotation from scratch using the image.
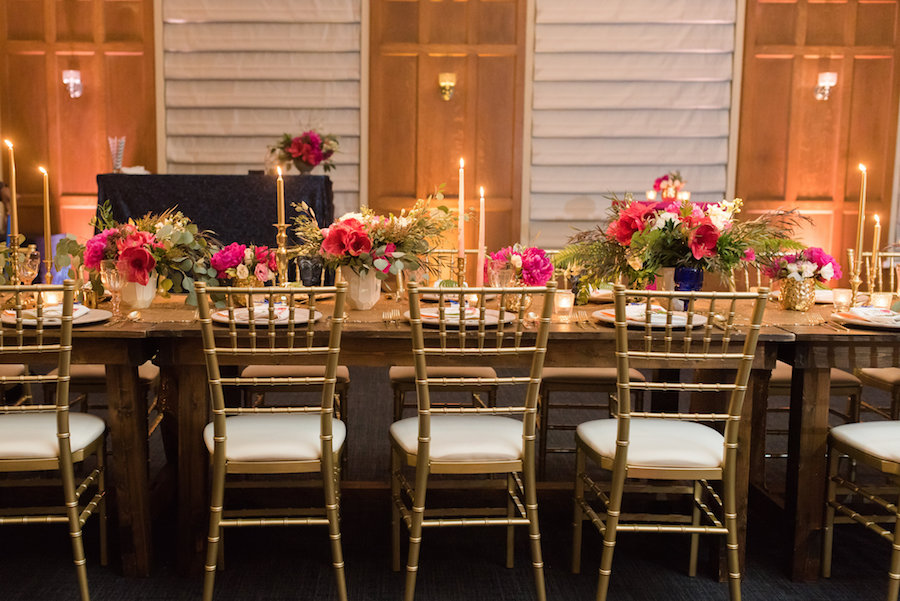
[832,288,852,312]
[554,290,575,323]
[870,291,894,310]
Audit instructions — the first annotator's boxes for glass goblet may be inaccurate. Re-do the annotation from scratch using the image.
[100,260,126,319]
[18,247,41,286]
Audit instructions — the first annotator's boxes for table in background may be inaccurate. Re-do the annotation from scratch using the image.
[763,310,900,581]
[96,173,334,246]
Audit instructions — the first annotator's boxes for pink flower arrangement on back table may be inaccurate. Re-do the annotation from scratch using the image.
[486,245,555,286]
[761,247,842,283]
[270,130,339,173]
[210,243,278,283]
[84,224,161,285]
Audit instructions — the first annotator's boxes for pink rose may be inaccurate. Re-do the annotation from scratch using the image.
[521,247,554,286]
[320,219,371,257]
[687,218,720,260]
[211,243,246,273]
[742,248,756,262]
[116,228,157,253]
[117,246,157,285]
[254,262,271,282]
[84,229,116,270]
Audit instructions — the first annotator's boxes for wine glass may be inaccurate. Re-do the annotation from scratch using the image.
[18,246,40,286]
[100,259,125,319]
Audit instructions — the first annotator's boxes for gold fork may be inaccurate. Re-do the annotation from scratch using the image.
[575,310,590,328]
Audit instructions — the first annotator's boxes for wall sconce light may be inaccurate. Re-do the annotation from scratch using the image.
[62,69,83,98]
[438,72,456,101]
[815,72,837,101]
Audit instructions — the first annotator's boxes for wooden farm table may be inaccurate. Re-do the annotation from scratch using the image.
[55,296,791,576]
[763,305,900,581]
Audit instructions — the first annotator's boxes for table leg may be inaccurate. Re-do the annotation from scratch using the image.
[749,367,772,492]
[785,364,831,581]
[170,364,210,576]
[105,364,152,577]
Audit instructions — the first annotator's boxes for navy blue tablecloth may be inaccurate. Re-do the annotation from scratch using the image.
[96,173,334,247]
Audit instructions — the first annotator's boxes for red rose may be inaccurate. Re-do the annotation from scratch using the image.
[117,246,157,285]
[606,202,653,246]
[687,218,720,260]
[320,218,371,257]
[344,229,371,256]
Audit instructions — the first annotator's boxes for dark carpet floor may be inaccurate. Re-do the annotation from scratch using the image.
[0,367,893,600]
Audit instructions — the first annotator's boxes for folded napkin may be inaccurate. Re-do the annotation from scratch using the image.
[422,307,478,320]
[847,306,900,324]
[219,306,290,323]
[624,303,688,326]
[5,304,90,320]
[120,166,150,175]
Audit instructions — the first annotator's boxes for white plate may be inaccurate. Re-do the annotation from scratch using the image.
[1,307,111,328]
[211,306,321,326]
[588,287,614,303]
[404,308,514,328]
[832,309,900,330]
[592,305,708,329]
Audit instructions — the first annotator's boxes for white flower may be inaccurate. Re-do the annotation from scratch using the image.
[819,263,834,281]
[706,204,732,231]
[235,264,250,279]
[510,254,523,269]
[799,261,817,279]
[652,211,680,230]
[338,212,364,222]
[244,247,254,264]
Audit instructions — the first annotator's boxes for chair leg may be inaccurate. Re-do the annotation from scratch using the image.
[892,389,900,421]
[391,448,402,573]
[392,387,404,422]
[202,450,226,601]
[61,456,90,601]
[723,470,742,601]
[889,510,900,601]
[596,454,626,601]
[537,386,550,479]
[323,450,347,601]
[847,392,861,423]
[688,480,701,577]
[822,443,839,579]
[506,473,515,568]
[572,445,586,574]
[403,462,429,601]
[98,437,108,567]
[523,442,547,601]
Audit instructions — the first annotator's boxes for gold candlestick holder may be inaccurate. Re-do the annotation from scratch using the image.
[43,258,53,284]
[275,224,289,287]
[848,248,862,307]
[455,256,466,286]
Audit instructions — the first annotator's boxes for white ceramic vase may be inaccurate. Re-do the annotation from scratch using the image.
[121,272,158,309]
[341,266,381,310]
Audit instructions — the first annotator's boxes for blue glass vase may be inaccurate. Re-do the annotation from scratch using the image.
[674,266,704,292]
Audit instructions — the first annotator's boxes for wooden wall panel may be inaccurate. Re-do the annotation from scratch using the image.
[370,54,418,201]
[4,53,50,192]
[55,53,104,194]
[6,0,44,40]
[105,53,155,171]
[739,0,900,282]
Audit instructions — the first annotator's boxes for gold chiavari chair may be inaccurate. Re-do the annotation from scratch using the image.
[390,248,499,421]
[572,285,769,601]
[196,282,348,601]
[0,281,107,601]
[850,250,900,421]
[823,420,900,601]
[392,282,556,601]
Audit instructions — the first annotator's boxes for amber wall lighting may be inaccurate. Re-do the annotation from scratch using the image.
[438,73,456,101]
[815,72,837,101]
[62,70,83,98]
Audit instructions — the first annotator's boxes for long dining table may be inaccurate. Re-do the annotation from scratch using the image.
[41,294,784,577]
[35,293,872,581]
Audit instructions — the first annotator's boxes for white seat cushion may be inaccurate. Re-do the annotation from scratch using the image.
[770,361,860,388]
[390,415,523,462]
[831,421,900,464]
[241,364,350,382]
[576,418,725,469]
[203,415,346,462]
[0,412,106,459]
[0,364,26,379]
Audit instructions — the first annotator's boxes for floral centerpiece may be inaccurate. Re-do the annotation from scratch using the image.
[269,130,339,174]
[485,245,555,286]
[653,170,686,200]
[293,193,455,308]
[761,247,842,311]
[209,243,278,285]
[555,195,803,290]
[56,203,219,305]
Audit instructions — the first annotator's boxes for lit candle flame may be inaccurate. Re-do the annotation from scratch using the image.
[859,163,867,172]
[460,158,464,168]
[276,166,282,177]
[480,186,484,198]
[38,166,47,175]
[875,214,880,225]
[3,139,12,149]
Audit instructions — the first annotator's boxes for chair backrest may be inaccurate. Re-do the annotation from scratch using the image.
[405,281,556,458]
[195,282,347,456]
[0,281,75,456]
[856,249,900,293]
[612,285,768,459]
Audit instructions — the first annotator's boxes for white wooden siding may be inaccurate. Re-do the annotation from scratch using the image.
[528,0,738,247]
[161,0,361,216]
